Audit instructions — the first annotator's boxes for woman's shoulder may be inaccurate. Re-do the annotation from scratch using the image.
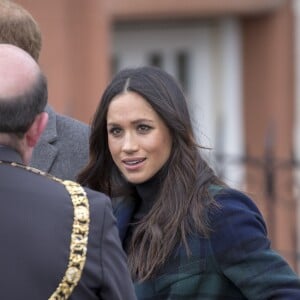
[207,184,267,239]
[208,184,251,199]
[206,184,268,245]
[208,184,261,215]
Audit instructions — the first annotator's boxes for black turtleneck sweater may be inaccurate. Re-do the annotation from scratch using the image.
[124,169,165,250]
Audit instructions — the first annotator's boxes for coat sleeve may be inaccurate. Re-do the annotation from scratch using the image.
[209,189,300,299]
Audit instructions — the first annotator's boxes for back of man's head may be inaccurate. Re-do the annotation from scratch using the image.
[0,44,47,138]
[0,0,42,61]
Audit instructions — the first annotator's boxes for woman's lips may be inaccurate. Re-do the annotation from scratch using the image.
[122,158,146,170]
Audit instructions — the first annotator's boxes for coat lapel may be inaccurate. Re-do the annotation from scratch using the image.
[30,105,58,173]
[113,195,137,243]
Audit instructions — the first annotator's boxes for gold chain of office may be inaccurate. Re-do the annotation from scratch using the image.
[0,160,90,300]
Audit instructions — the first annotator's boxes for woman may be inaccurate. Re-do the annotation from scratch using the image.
[78,66,300,299]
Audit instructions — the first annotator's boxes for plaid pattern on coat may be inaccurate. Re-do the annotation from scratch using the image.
[113,186,300,299]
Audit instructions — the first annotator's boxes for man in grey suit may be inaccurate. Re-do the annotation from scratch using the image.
[0,0,89,180]
[0,43,136,300]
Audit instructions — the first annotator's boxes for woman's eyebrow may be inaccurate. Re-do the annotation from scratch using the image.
[132,119,154,125]
[107,119,154,126]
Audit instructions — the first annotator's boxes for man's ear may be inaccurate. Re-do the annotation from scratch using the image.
[25,112,48,148]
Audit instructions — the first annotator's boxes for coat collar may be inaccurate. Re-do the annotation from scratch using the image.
[113,195,138,243]
[0,145,23,164]
[30,105,58,172]
[43,105,58,143]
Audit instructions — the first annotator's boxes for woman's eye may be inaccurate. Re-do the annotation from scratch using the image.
[109,127,122,136]
[137,124,152,133]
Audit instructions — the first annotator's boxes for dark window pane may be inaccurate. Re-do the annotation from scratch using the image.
[176,51,189,92]
[148,53,163,68]
[111,55,119,76]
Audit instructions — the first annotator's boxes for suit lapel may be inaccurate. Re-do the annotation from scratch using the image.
[30,105,58,173]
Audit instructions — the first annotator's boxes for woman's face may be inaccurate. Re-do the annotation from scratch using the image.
[107,91,172,184]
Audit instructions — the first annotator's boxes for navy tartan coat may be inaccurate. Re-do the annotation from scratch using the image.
[113,186,300,299]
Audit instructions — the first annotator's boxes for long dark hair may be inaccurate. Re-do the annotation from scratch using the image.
[78,66,223,281]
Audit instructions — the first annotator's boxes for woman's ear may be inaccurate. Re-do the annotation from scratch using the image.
[25,111,48,147]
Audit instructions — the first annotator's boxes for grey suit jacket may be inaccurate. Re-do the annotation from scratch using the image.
[31,105,90,180]
[0,146,137,300]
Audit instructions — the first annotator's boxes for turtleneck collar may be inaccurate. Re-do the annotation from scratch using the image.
[121,166,168,249]
[134,166,167,219]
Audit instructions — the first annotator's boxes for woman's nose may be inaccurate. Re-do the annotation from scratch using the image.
[122,133,138,153]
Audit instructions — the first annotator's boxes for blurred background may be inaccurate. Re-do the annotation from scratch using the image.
[15,0,300,272]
